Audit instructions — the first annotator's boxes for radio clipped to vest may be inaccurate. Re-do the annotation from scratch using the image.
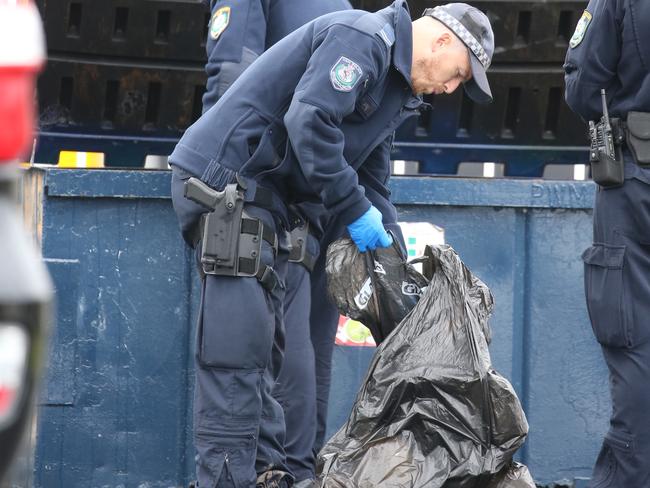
[589,89,624,188]
[184,177,280,291]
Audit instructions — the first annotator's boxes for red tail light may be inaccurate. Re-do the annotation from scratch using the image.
[0,0,45,161]
[0,324,29,427]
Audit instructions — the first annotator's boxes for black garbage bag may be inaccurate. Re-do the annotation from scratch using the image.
[326,238,429,344]
[487,462,536,488]
[318,242,533,488]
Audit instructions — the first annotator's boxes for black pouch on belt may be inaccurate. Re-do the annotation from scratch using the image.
[626,111,650,166]
[288,221,317,272]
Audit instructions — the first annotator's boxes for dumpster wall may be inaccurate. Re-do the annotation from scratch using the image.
[25,168,607,487]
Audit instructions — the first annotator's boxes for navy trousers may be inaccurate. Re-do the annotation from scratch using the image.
[273,234,321,482]
[583,160,650,487]
[171,167,290,487]
[203,0,352,112]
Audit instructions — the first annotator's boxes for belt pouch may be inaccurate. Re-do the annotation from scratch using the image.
[626,111,650,165]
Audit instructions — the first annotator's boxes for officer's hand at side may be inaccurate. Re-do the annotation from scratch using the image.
[347,206,393,252]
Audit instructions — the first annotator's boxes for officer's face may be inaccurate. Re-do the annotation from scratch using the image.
[412,32,471,96]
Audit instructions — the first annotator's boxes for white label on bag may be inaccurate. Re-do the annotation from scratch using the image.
[401,281,422,297]
[354,277,374,310]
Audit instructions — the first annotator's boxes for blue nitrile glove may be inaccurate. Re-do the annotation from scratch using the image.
[347,206,393,252]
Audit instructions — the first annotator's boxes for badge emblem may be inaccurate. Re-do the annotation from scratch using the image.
[330,56,363,92]
[569,10,592,48]
[210,7,231,40]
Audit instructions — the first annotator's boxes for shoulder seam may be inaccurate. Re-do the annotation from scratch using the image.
[315,24,390,66]
[314,22,384,44]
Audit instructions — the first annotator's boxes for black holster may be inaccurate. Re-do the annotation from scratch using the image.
[185,177,280,291]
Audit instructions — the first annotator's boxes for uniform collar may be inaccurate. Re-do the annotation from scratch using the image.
[390,0,414,91]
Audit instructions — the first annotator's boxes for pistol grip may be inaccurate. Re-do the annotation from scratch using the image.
[184,177,221,209]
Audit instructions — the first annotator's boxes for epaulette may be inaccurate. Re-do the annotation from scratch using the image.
[378,23,395,48]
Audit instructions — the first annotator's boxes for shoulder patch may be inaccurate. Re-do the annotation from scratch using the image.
[570,10,592,48]
[330,56,363,92]
[378,23,395,48]
[210,6,230,40]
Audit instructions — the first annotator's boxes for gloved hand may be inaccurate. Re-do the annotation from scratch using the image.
[347,206,393,252]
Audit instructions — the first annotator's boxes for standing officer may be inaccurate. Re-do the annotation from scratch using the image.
[564,1,650,486]
[170,2,494,487]
[202,0,352,113]
[200,1,352,485]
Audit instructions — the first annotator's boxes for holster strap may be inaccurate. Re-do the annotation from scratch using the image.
[246,182,289,228]
[188,220,202,249]
[238,259,281,292]
[289,244,317,272]
[249,185,275,208]
[241,218,278,255]
[189,216,276,250]
[190,215,280,292]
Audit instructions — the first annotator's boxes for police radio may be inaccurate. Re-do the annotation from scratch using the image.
[588,89,624,187]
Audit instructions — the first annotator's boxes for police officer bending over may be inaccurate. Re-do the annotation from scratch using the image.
[200,1,354,485]
[170,2,494,486]
[564,1,650,486]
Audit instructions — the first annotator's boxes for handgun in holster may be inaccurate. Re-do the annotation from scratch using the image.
[184,177,279,291]
[589,89,624,188]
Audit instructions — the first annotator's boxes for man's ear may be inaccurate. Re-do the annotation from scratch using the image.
[434,32,452,50]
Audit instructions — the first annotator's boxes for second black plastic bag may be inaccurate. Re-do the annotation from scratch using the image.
[326,237,428,344]
[318,240,534,488]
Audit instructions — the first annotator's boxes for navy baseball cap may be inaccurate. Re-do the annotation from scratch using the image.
[423,3,495,104]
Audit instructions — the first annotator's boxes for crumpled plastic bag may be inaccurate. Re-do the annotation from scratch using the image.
[318,241,533,488]
[487,462,536,488]
[326,238,428,344]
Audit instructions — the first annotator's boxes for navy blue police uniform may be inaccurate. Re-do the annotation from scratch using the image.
[565,1,650,486]
[201,0,353,483]
[202,0,352,112]
[170,1,423,486]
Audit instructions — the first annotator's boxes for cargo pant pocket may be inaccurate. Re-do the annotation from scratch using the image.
[197,273,275,370]
[590,429,634,488]
[582,244,629,347]
[195,426,256,488]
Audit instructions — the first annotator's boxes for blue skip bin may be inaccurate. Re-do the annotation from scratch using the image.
[22,167,606,487]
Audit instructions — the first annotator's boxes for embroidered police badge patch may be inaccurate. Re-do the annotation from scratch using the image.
[570,10,592,48]
[210,6,230,40]
[330,56,363,92]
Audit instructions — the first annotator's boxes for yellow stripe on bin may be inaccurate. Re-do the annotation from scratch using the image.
[58,151,105,168]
